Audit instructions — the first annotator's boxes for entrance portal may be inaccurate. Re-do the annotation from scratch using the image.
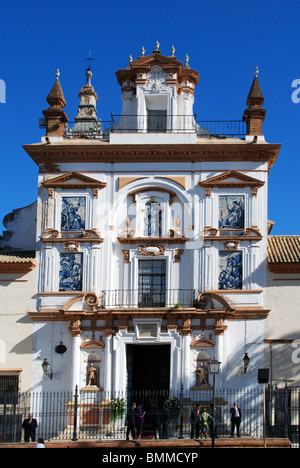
[127,344,170,392]
[126,344,171,439]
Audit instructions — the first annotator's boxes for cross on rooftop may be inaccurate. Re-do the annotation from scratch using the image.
[85,49,95,70]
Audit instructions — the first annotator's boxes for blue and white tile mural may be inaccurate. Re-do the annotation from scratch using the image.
[219,195,245,230]
[218,251,243,290]
[61,197,86,232]
[59,252,83,291]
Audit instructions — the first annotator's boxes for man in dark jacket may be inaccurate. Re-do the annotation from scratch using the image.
[22,413,38,442]
[190,405,201,439]
[230,403,242,437]
[152,406,162,440]
[126,403,137,440]
[162,404,170,439]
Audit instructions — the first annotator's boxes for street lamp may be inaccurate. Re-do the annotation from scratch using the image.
[208,359,221,448]
[243,353,250,374]
[42,358,53,379]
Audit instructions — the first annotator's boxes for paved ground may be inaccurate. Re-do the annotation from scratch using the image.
[0,437,291,448]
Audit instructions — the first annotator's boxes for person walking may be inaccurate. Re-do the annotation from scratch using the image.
[190,405,201,439]
[126,402,137,440]
[230,403,242,437]
[22,413,38,442]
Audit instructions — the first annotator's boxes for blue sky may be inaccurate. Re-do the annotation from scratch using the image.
[0,0,299,236]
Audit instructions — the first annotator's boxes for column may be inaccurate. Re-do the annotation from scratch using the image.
[181,317,192,390]
[104,334,112,395]
[182,334,191,391]
[69,320,82,392]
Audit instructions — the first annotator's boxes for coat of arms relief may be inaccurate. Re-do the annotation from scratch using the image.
[145,66,170,92]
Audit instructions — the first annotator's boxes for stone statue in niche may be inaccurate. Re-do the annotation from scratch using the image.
[86,362,99,387]
[196,361,209,386]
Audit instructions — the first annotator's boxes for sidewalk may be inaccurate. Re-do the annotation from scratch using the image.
[0,437,291,449]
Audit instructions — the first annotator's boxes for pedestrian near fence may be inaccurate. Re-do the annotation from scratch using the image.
[230,403,242,437]
[200,408,213,439]
[153,406,162,439]
[126,402,137,440]
[22,413,38,442]
[190,405,201,439]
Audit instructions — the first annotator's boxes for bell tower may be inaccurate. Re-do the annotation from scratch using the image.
[66,67,102,137]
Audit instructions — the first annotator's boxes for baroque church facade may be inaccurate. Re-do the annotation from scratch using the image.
[8,45,283,395]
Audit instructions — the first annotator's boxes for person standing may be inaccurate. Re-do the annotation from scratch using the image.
[126,403,137,440]
[230,403,242,437]
[136,405,145,439]
[153,406,162,440]
[190,405,201,439]
[162,404,170,439]
[200,408,213,439]
[22,413,38,442]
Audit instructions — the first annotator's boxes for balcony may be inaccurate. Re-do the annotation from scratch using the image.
[63,115,246,140]
[100,289,196,309]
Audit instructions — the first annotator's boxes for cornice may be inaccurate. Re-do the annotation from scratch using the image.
[23,142,281,170]
[268,263,300,274]
[0,260,36,274]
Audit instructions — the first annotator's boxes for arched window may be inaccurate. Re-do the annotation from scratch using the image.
[144,199,162,237]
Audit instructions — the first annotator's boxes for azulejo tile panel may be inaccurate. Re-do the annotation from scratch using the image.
[218,250,242,290]
[219,195,245,230]
[61,197,86,232]
[59,252,83,291]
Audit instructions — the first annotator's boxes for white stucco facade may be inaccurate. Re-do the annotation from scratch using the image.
[21,47,282,398]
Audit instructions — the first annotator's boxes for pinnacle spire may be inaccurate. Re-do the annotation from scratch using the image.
[243,68,266,137]
[46,69,66,108]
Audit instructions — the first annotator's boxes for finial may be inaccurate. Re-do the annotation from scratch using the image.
[184,54,190,68]
[56,68,60,80]
[155,40,160,51]
[129,55,133,64]
[141,46,145,56]
[86,68,92,86]
[255,66,259,78]
[171,45,176,57]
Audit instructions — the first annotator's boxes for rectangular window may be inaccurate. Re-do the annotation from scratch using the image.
[59,252,83,291]
[61,197,86,232]
[218,250,243,290]
[138,259,166,307]
[0,372,20,404]
[147,110,167,132]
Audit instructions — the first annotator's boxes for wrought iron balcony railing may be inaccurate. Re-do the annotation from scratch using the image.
[101,289,196,309]
[63,115,246,139]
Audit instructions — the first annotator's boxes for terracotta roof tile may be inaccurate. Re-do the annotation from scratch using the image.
[0,251,36,264]
[267,236,300,264]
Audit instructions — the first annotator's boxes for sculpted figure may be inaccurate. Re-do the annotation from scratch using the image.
[87,362,99,387]
[196,362,209,386]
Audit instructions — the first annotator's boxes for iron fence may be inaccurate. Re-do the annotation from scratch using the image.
[1,386,298,444]
[101,289,196,309]
[63,116,246,139]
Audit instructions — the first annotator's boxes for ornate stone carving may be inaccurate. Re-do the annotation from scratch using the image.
[145,66,170,92]
[138,244,166,256]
